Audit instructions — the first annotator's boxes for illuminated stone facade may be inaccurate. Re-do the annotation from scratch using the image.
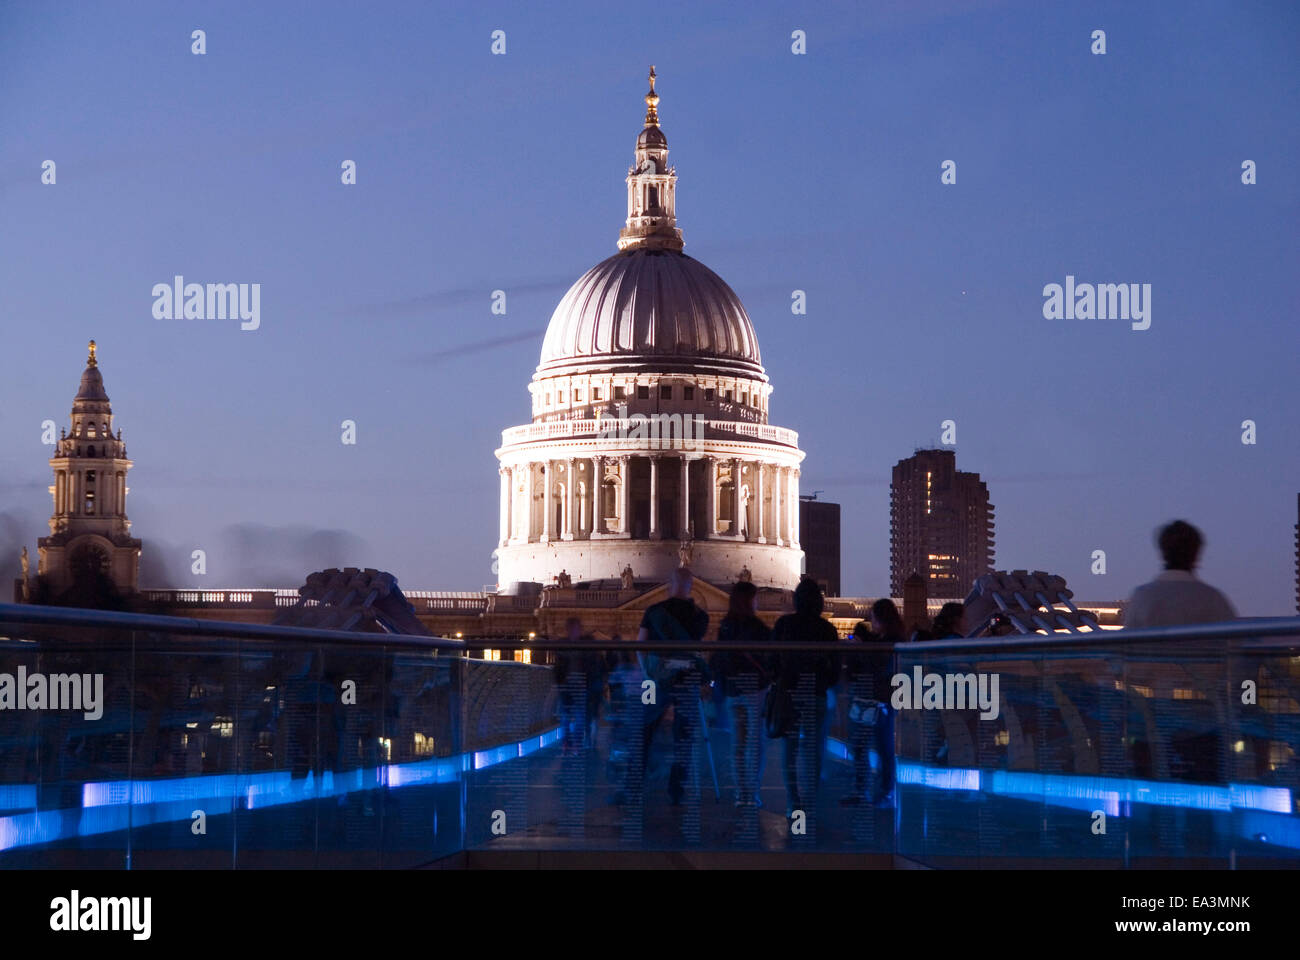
[36,341,141,596]
[495,69,806,590]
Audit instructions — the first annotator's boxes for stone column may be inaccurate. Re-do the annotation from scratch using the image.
[578,461,588,536]
[562,458,576,540]
[784,466,793,545]
[732,457,743,539]
[511,466,522,542]
[508,466,517,542]
[499,465,510,547]
[649,456,661,539]
[706,459,717,537]
[679,456,691,538]
[785,465,795,541]
[619,455,632,536]
[542,460,553,542]
[756,463,766,543]
[594,456,607,535]
[773,465,783,546]
[784,467,793,546]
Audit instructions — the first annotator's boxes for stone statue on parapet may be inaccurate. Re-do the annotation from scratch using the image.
[556,569,572,588]
[19,546,30,601]
[620,564,635,590]
[677,537,693,568]
[737,565,752,583]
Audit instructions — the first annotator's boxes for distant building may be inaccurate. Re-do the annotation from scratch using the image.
[798,495,840,597]
[902,572,927,634]
[890,448,994,598]
[34,341,141,600]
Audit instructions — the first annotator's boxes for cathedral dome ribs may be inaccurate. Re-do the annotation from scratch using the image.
[537,251,764,380]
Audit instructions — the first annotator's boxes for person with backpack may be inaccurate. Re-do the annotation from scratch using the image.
[635,566,710,806]
[709,580,773,808]
[770,577,839,818]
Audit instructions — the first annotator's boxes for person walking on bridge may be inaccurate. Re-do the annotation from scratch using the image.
[636,567,709,806]
[1124,520,1236,629]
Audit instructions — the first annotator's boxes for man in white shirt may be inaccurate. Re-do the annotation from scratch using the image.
[1124,520,1236,629]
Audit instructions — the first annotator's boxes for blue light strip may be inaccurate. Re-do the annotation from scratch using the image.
[0,785,37,811]
[891,760,1292,818]
[0,723,564,852]
[826,736,1292,817]
[3,727,1296,856]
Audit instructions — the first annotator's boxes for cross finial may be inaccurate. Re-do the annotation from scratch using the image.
[87,339,97,367]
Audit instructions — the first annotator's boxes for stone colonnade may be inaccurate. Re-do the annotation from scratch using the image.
[499,455,800,549]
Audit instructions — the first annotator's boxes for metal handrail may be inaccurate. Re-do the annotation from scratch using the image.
[912,616,1300,653]
[0,602,464,651]
[1,602,1297,654]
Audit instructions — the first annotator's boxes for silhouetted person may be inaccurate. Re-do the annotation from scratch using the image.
[709,580,772,807]
[555,617,607,752]
[869,598,907,644]
[925,601,965,767]
[771,577,838,816]
[930,601,966,640]
[1125,520,1236,629]
[636,567,709,805]
[840,621,894,806]
[605,633,639,800]
[841,599,904,806]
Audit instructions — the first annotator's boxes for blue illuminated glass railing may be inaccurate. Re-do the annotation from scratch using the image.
[891,625,1300,866]
[0,602,1297,867]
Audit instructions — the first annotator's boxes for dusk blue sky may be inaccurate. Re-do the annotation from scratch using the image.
[2,1,1297,614]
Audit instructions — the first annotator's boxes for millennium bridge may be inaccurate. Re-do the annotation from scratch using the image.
[0,603,1296,868]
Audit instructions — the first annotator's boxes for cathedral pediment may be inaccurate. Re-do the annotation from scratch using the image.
[617,578,731,614]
